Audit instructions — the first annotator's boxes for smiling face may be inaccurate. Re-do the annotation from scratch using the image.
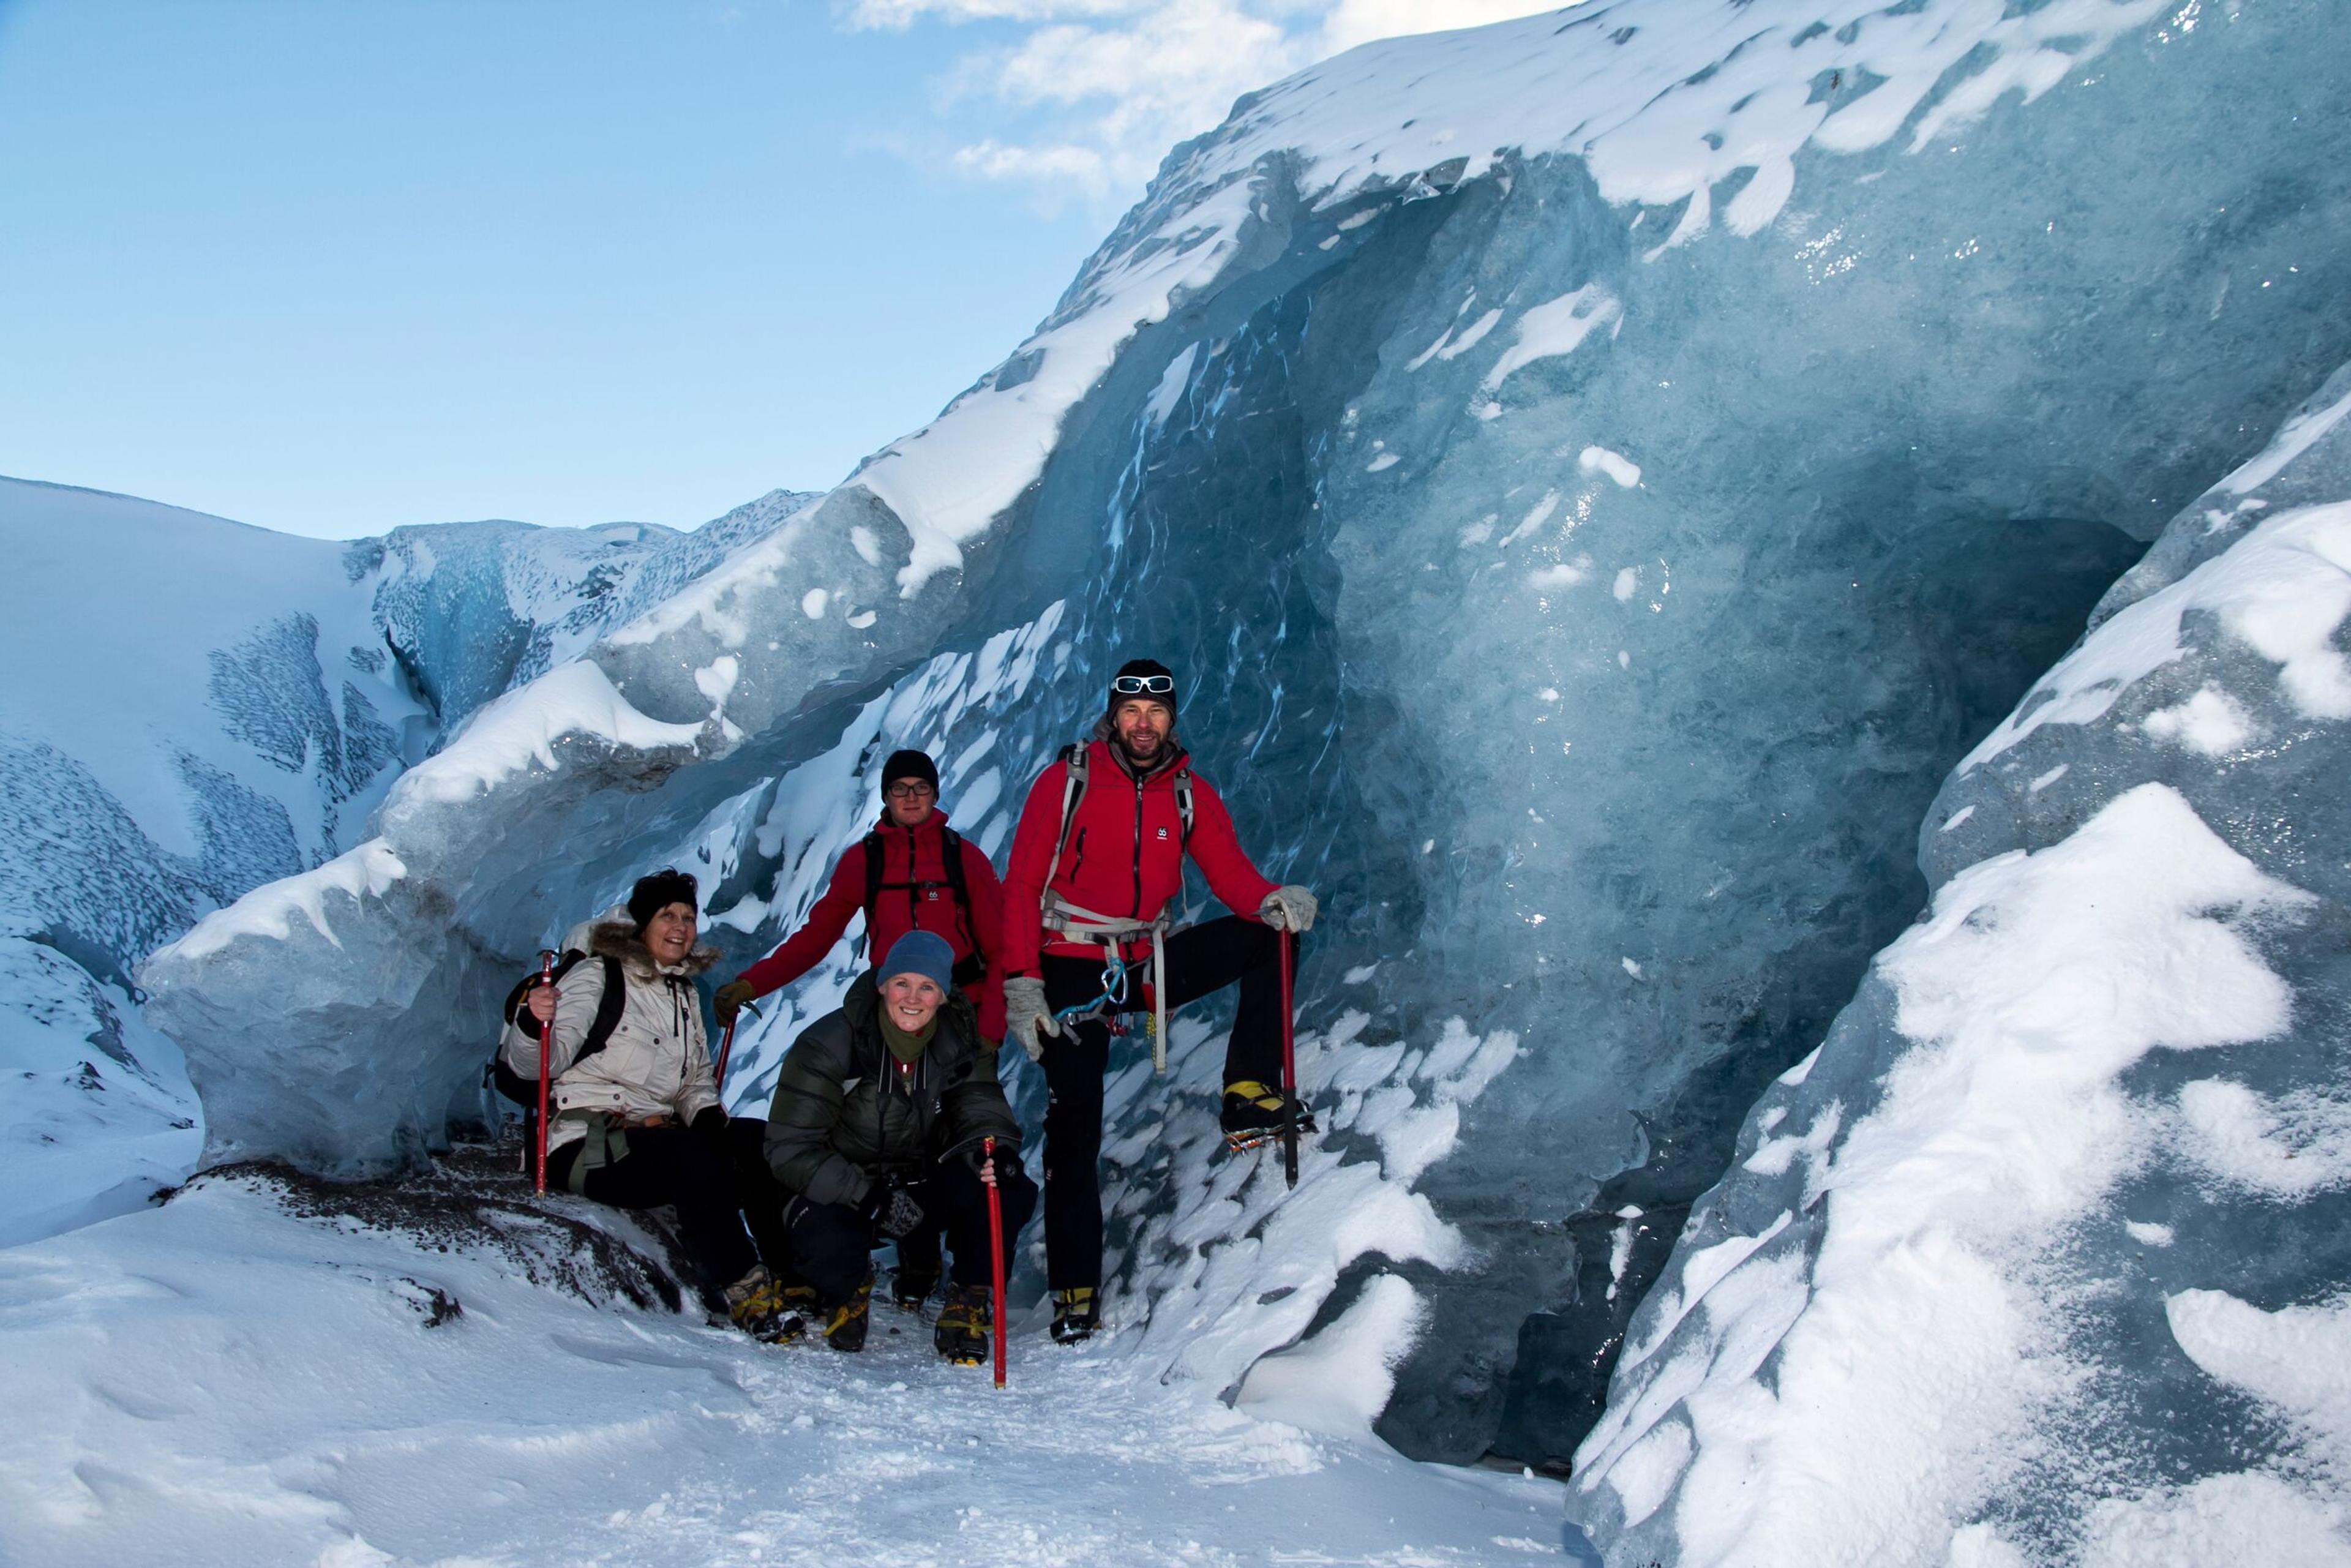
[643,902,698,966]
[1111,698,1174,766]
[881,972,945,1033]
[883,778,936,828]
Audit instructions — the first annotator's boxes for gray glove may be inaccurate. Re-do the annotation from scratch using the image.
[1002,975,1057,1062]
[1259,885,1319,934]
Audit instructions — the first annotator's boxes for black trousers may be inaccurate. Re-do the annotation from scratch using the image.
[1039,915,1296,1291]
[787,1160,1039,1306]
[549,1117,793,1305]
[722,1116,797,1285]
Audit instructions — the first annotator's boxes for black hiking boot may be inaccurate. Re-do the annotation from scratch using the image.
[892,1266,940,1312]
[893,1232,941,1311]
[1049,1286,1098,1345]
[1221,1081,1316,1152]
[724,1266,804,1346]
[821,1272,874,1353]
[934,1283,992,1365]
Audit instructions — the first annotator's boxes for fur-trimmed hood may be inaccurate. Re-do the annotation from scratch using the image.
[588,919,719,980]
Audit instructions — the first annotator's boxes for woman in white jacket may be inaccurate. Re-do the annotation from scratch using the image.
[506,869,792,1340]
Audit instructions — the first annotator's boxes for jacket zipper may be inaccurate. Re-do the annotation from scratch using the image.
[1131,776,1145,918]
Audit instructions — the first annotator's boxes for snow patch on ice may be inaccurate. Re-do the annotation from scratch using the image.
[394,661,707,811]
[1234,1274,1428,1441]
[1965,503,2351,769]
[163,839,408,962]
[1578,446,1642,488]
[2143,685,2255,756]
[2175,1079,2351,1198]
[1482,286,1622,392]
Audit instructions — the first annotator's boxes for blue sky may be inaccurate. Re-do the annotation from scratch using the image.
[0,0,1549,539]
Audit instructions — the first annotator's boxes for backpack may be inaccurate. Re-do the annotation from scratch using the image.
[862,824,989,988]
[484,948,629,1171]
[1043,741,1195,895]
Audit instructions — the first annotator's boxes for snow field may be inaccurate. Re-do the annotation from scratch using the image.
[0,1171,1575,1567]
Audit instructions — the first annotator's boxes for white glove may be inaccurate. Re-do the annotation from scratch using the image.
[1259,885,1319,934]
[1002,976,1059,1062]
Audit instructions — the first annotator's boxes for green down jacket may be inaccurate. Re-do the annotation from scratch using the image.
[762,970,1019,1208]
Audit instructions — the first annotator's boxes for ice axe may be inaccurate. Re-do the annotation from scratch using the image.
[533,949,556,1195]
[713,996,761,1095]
[984,1135,1008,1390]
[1279,928,1299,1190]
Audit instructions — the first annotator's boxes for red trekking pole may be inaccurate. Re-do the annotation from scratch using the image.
[1278,929,1299,1189]
[984,1135,1008,1390]
[533,949,556,1195]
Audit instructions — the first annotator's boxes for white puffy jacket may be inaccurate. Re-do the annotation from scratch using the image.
[498,918,722,1153]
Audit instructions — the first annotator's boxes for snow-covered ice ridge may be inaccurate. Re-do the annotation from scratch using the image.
[139,0,2351,1482]
[0,477,812,1245]
[1570,372,2351,1562]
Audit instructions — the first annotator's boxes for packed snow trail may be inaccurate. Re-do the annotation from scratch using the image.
[0,1167,1580,1567]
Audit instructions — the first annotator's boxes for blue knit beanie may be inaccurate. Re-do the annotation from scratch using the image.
[879,930,955,992]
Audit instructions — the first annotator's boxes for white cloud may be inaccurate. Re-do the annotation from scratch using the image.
[844,0,1572,209]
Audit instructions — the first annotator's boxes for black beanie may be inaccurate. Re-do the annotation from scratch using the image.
[879,749,939,802]
[626,868,699,930]
[1106,658,1178,715]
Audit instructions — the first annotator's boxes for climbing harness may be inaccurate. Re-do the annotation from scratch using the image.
[1038,741,1194,1071]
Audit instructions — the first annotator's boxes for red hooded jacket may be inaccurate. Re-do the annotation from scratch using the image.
[1000,740,1276,976]
[737,808,1006,1040]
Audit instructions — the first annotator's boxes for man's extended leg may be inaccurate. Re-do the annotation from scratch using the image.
[1039,955,1115,1292]
[1159,916,1299,1092]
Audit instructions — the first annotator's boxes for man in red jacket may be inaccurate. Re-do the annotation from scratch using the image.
[714,749,1006,1045]
[999,659,1319,1342]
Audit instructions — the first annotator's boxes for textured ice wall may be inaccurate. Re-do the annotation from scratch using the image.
[1568,373,2351,1564]
[0,477,809,1242]
[137,0,2351,1469]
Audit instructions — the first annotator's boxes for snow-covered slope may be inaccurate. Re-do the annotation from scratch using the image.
[0,478,812,1246]
[138,0,2351,1485]
[0,1161,1580,1567]
[1568,371,2351,1564]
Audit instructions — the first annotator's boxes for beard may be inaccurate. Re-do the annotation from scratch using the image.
[1113,726,1174,771]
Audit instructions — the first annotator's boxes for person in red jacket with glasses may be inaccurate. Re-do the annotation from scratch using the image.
[714,749,1006,1047]
[998,659,1319,1343]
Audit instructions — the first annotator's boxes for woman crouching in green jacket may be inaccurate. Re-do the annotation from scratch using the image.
[763,931,1035,1362]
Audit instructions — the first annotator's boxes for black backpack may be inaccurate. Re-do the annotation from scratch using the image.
[484,948,628,1168]
[861,825,988,988]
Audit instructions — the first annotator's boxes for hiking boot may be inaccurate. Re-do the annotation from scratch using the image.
[1049,1286,1098,1345]
[1221,1081,1316,1152]
[821,1273,873,1352]
[893,1231,942,1311]
[934,1283,992,1365]
[723,1266,803,1346]
[891,1266,940,1312]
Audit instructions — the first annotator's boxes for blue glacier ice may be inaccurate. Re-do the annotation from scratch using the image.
[134,0,2351,1512]
[0,477,811,1244]
[1567,362,2351,1566]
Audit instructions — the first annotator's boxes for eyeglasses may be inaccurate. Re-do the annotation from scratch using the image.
[885,782,936,799]
[1111,674,1174,694]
